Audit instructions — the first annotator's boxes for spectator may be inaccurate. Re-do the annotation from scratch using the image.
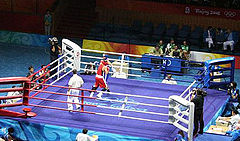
[44,9,52,35]
[39,65,50,82]
[228,81,239,103]
[215,28,225,50]
[191,88,205,137]
[165,39,175,55]
[6,86,21,104]
[162,74,177,85]
[76,128,98,141]
[26,66,37,81]
[170,45,181,58]
[156,40,165,52]
[204,26,214,49]
[84,62,96,75]
[181,41,190,60]
[223,29,235,52]
[174,130,187,141]
[150,45,163,56]
[1,127,19,141]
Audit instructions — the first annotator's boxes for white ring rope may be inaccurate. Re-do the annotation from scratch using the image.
[82,48,142,58]
[96,97,169,108]
[97,105,169,116]
[97,91,169,101]
[94,112,170,124]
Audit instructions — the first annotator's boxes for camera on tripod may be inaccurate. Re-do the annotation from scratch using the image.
[192,88,207,97]
[48,37,59,46]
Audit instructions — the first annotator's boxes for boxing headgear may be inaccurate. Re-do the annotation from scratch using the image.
[103,54,109,60]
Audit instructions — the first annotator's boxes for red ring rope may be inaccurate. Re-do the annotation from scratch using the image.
[28,104,95,114]
[28,96,96,108]
[30,89,96,100]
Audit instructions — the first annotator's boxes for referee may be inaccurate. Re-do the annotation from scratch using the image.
[67,69,84,112]
[191,88,205,137]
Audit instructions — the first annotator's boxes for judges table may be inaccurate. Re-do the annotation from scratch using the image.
[141,54,182,72]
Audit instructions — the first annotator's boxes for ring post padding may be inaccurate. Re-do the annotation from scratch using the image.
[169,95,194,141]
[204,57,235,88]
[62,39,81,71]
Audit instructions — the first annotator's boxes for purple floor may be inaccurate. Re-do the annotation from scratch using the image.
[7,74,228,140]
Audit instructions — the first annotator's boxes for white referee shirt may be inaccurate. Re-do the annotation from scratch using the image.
[68,74,84,94]
[76,133,93,141]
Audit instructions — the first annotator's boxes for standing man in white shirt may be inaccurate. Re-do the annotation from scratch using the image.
[67,69,84,112]
[161,74,177,85]
[76,128,98,141]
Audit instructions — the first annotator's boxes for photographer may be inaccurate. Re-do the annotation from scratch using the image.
[191,88,206,137]
[49,37,61,77]
[228,81,239,103]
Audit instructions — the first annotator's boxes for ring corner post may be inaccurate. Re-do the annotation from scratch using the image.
[23,79,31,106]
[188,102,195,141]
[81,90,84,112]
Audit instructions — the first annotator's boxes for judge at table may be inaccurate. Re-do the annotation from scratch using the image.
[150,45,163,56]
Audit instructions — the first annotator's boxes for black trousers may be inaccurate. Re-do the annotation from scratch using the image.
[50,56,58,77]
[193,110,204,136]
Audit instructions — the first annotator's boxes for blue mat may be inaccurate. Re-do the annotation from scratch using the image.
[6,74,228,140]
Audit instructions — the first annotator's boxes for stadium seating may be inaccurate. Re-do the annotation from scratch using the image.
[87,21,239,54]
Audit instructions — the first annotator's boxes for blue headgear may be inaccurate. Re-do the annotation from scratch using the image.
[103,54,109,60]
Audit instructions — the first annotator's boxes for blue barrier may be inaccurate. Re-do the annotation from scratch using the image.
[0,30,51,48]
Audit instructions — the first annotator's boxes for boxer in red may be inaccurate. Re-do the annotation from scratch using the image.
[90,54,112,98]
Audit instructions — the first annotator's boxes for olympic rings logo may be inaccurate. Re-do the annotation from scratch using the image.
[224,11,237,17]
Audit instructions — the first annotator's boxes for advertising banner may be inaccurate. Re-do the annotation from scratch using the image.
[82,39,153,55]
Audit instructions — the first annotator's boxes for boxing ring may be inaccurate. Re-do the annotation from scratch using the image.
[0,39,231,140]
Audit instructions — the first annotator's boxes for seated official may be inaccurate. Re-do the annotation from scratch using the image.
[39,65,50,82]
[165,39,175,56]
[170,45,182,58]
[221,109,240,131]
[84,62,96,75]
[204,26,215,49]
[228,82,240,103]
[150,45,163,68]
[162,74,177,85]
[76,128,98,141]
[26,66,37,81]
[223,29,235,52]
[156,40,165,52]
[181,41,190,60]
[150,45,163,56]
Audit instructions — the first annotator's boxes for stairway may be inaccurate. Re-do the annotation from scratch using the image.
[54,0,97,38]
